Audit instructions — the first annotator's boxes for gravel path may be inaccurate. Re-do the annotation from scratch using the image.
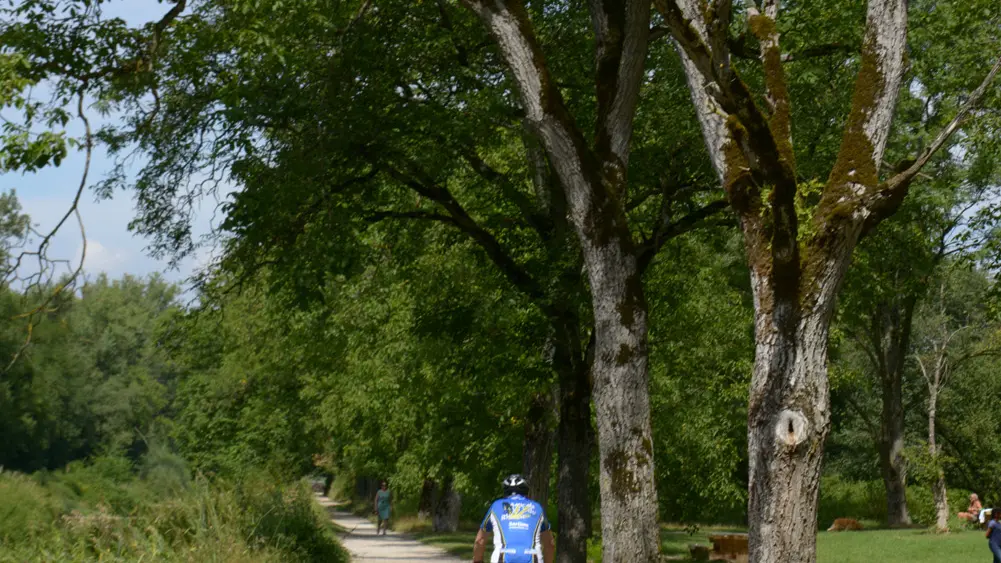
[316,494,466,562]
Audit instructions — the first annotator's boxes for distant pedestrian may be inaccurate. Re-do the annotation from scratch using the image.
[374,480,392,535]
[986,507,1001,562]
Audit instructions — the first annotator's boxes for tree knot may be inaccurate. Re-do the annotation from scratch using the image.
[774,409,809,448]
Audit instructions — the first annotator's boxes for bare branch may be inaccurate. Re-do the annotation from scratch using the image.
[3,91,92,374]
[882,57,1001,196]
[914,354,933,391]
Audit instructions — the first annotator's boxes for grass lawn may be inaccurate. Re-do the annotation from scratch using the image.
[415,525,991,562]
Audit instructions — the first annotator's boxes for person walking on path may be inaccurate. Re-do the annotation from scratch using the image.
[374,480,392,535]
[473,474,555,563]
[987,507,1001,562]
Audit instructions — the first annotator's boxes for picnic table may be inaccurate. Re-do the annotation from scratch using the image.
[695,533,747,562]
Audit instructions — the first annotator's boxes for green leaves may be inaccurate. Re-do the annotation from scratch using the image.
[0,273,183,472]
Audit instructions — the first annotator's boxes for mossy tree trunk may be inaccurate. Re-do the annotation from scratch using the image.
[461,1,660,560]
[747,306,833,562]
[655,0,977,559]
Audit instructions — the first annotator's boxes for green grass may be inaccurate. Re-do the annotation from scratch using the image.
[816,529,986,562]
[414,524,991,562]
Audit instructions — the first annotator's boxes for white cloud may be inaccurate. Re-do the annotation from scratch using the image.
[77,240,130,276]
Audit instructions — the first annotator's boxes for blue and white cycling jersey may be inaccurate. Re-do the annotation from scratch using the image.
[480,493,551,563]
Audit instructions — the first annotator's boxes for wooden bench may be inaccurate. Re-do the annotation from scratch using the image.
[706,533,748,562]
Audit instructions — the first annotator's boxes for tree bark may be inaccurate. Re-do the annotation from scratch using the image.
[928,390,949,532]
[746,305,832,563]
[587,250,658,563]
[874,300,915,527]
[461,2,659,560]
[554,334,593,563]
[432,476,462,532]
[523,387,556,507]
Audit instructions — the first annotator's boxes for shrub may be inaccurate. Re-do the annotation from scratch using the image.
[0,457,348,562]
[818,475,974,529]
[0,470,59,543]
[232,473,349,562]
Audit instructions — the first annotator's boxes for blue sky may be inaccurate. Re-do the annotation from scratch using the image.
[1,1,216,291]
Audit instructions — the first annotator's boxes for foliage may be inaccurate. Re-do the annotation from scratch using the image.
[816,475,973,529]
[0,456,348,563]
[1,0,1001,553]
[0,274,182,471]
[647,231,753,524]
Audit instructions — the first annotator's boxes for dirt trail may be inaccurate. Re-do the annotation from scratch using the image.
[316,494,465,562]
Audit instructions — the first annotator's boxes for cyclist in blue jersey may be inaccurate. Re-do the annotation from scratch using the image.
[473,474,555,563]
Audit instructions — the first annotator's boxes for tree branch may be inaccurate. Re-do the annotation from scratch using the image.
[4,90,91,374]
[637,199,729,272]
[460,148,551,237]
[366,210,457,225]
[882,57,1001,197]
[590,0,651,180]
[842,390,880,441]
[659,0,799,307]
[862,56,1001,234]
[380,163,555,315]
[149,0,188,60]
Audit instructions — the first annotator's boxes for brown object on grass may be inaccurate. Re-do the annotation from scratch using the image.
[689,544,711,561]
[706,533,749,562]
[827,518,864,531]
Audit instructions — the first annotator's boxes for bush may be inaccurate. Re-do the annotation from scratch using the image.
[818,475,974,529]
[818,476,887,526]
[139,444,191,497]
[0,456,348,563]
[231,473,349,562]
[0,470,59,543]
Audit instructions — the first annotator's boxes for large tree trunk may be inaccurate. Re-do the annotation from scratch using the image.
[461,2,659,560]
[523,387,556,507]
[746,306,831,563]
[418,479,435,520]
[878,410,911,527]
[586,248,659,563]
[554,337,593,563]
[431,476,462,532]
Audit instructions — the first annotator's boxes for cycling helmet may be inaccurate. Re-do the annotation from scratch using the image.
[502,474,529,496]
